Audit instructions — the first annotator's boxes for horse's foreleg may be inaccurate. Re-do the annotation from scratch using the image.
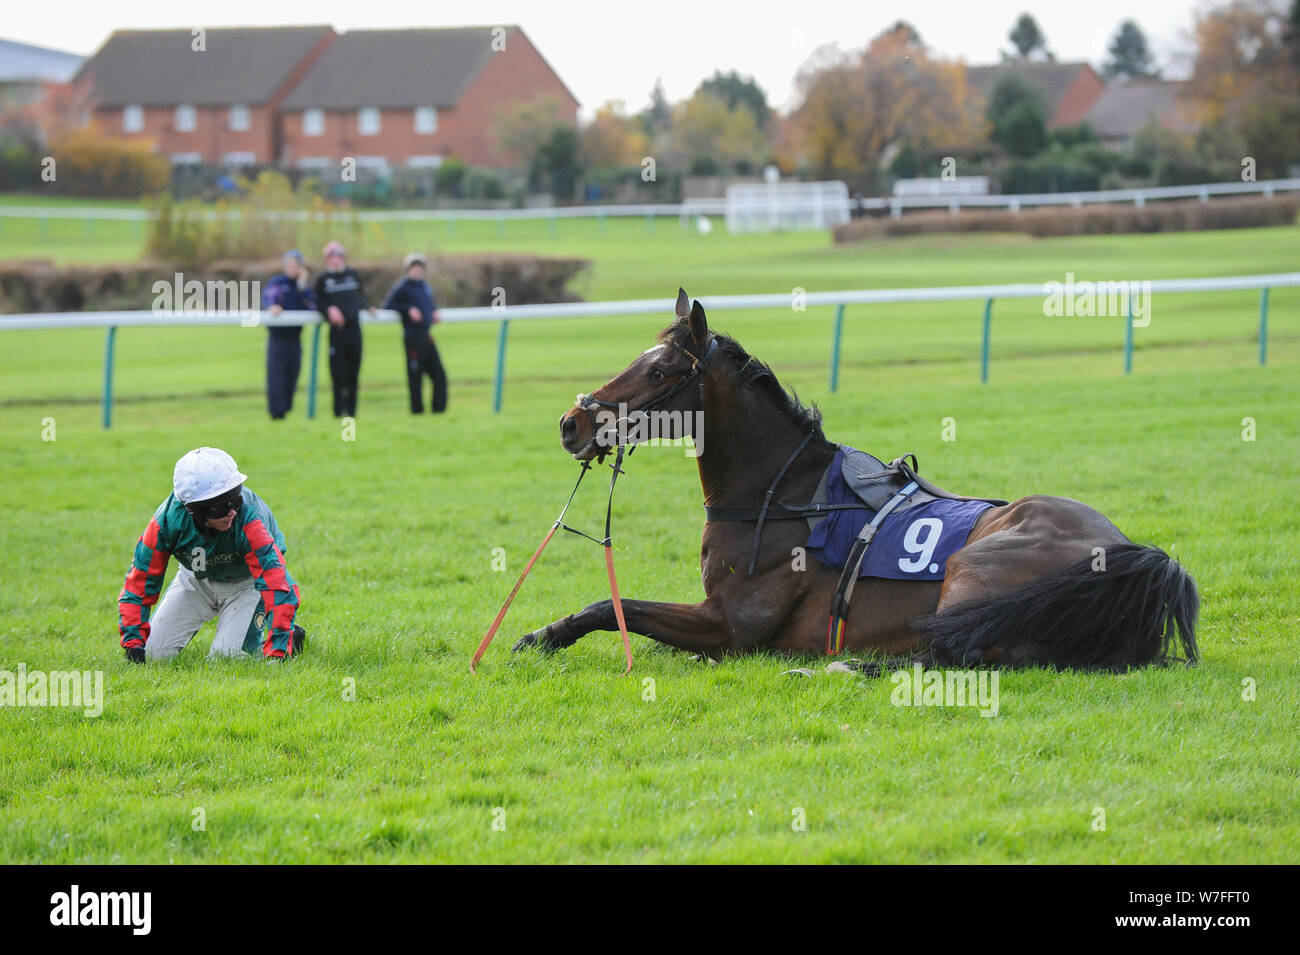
[513,598,731,658]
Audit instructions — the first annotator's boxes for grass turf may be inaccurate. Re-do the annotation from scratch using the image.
[0,219,1296,863]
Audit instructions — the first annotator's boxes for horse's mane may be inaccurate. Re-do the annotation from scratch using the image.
[659,322,830,444]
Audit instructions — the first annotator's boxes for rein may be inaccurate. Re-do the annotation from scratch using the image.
[472,336,718,674]
[470,446,633,673]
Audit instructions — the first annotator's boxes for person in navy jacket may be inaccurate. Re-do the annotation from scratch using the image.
[261,250,316,419]
[383,252,448,414]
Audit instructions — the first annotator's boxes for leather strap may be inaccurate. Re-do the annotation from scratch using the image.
[826,479,920,654]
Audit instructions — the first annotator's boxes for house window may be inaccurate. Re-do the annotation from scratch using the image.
[302,108,325,136]
[358,107,381,136]
[170,152,203,165]
[222,151,257,167]
[175,104,196,132]
[123,105,144,132]
[228,105,251,131]
[414,107,438,134]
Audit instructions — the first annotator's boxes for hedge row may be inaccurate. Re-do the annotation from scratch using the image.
[833,196,1300,242]
[0,254,590,314]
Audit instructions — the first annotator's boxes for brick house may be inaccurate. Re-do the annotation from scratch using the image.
[71,26,337,166]
[277,26,579,172]
[0,37,84,124]
[1083,79,1198,149]
[967,61,1105,128]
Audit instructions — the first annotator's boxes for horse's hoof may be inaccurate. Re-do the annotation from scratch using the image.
[782,667,818,678]
[511,630,543,653]
[824,661,856,674]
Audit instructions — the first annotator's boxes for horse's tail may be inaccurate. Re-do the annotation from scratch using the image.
[911,544,1199,672]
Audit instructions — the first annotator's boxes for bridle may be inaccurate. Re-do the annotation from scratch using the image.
[570,336,719,458]
[472,334,719,675]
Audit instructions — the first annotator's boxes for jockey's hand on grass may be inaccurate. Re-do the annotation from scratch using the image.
[125,646,145,664]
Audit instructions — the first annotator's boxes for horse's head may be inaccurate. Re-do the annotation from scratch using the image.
[560,288,715,460]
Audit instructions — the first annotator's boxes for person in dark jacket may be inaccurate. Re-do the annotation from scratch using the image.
[383,251,448,414]
[313,241,372,417]
[262,250,315,420]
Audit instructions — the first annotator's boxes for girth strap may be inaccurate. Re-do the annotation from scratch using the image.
[826,480,920,655]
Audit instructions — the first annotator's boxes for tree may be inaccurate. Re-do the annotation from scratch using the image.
[493,96,571,169]
[790,28,986,190]
[1186,0,1300,177]
[697,70,771,129]
[987,76,1049,157]
[1007,13,1051,60]
[1286,0,1300,68]
[534,126,582,198]
[581,100,650,170]
[638,79,672,137]
[667,91,768,174]
[1104,20,1158,79]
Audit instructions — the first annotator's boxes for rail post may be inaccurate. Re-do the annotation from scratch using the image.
[829,303,845,392]
[307,321,322,419]
[493,319,509,413]
[1259,287,1270,366]
[1124,299,1134,374]
[101,326,116,429]
[981,298,993,383]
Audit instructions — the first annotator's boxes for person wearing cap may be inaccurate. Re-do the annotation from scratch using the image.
[382,251,448,414]
[262,250,316,420]
[313,241,373,418]
[117,447,305,663]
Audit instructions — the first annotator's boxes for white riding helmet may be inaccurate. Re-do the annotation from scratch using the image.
[173,447,247,504]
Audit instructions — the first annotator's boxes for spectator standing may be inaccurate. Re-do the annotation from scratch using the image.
[383,251,448,414]
[262,250,315,420]
[313,241,372,417]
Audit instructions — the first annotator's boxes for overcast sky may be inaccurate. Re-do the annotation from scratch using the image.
[9,0,1207,118]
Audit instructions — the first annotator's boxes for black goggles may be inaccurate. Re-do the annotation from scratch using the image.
[189,485,243,521]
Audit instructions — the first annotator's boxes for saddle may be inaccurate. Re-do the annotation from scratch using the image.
[703,440,1007,575]
[806,448,1007,534]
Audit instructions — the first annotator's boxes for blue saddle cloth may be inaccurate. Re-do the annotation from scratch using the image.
[805,448,993,582]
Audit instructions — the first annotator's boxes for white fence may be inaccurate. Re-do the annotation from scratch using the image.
[4,271,1296,428]
[3,177,1298,230]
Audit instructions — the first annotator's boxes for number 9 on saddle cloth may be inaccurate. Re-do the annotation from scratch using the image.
[805,447,998,582]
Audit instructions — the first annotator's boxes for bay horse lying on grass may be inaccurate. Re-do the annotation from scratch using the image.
[513,290,1198,673]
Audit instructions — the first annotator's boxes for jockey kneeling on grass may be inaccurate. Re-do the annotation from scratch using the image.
[118,447,305,663]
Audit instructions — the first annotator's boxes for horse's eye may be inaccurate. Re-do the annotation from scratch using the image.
[650,368,665,382]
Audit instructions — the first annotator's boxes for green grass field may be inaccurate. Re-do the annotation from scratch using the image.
[1,215,1297,862]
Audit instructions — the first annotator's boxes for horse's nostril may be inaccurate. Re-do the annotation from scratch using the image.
[561,415,577,438]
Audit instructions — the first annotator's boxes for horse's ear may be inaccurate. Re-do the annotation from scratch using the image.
[688,299,708,345]
[675,288,690,322]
